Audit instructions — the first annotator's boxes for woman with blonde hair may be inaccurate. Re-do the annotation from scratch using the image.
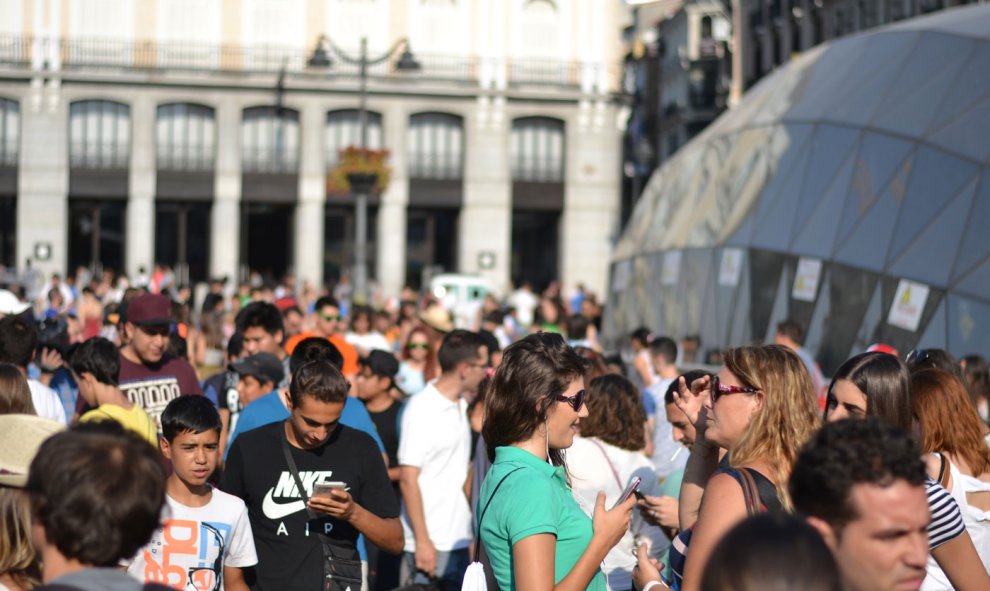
[0,489,39,590]
[638,344,821,591]
[911,368,990,584]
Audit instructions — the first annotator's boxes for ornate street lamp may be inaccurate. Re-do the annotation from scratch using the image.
[308,35,420,303]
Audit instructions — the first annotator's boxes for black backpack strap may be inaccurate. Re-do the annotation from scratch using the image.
[280,426,339,561]
[473,467,524,562]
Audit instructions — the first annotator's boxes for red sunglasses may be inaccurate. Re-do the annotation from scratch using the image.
[711,375,760,403]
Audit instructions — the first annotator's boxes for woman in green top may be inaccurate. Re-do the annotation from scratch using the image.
[478,332,635,591]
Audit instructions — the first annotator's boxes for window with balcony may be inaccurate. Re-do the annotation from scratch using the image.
[511,117,565,183]
[156,103,216,171]
[241,106,300,174]
[408,113,463,180]
[0,98,17,168]
[325,109,383,168]
[69,100,130,169]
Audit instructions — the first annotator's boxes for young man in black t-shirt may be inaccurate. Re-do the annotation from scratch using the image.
[356,351,404,591]
[221,359,402,591]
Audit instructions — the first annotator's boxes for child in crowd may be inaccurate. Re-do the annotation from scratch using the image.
[68,336,157,445]
[128,395,257,591]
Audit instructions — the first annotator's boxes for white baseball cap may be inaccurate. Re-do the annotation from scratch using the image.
[0,289,30,316]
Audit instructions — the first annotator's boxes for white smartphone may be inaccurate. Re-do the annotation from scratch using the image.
[312,481,348,498]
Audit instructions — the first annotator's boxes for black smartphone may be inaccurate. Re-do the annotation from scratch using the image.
[612,476,642,509]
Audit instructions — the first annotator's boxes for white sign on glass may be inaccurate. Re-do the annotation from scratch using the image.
[718,248,743,287]
[792,258,822,302]
[661,251,682,286]
[887,279,930,332]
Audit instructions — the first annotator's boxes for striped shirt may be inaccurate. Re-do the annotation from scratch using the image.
[927,477,965,549]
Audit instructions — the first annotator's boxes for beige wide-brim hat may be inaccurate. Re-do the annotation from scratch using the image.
[418,305,454,334]
[0,414,65,487]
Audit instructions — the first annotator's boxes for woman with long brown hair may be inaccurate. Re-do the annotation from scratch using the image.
[567,374,666,591]
[912,368,990,584]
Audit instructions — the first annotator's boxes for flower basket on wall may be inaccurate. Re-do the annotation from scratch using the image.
[327,146,391,195]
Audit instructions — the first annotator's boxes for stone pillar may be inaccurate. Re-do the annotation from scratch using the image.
[126,95,156,279]
[460,97,511,295]
[210,98,242,284]
[17,86,69,279]
[294,100,326,291]
[560,101,621,299]
[376,103,408,298]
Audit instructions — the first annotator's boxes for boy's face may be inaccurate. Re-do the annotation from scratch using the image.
[236,374,273,407]
[161,429,220,488]
[356,366,388,399]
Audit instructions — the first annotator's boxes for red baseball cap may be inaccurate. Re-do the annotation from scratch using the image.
[126,294,172,326]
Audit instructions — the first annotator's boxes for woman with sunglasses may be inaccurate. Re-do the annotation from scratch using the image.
[396,327,438,397]
[478,332,635,591]
[822,352,987,590]
[635,345,820,591]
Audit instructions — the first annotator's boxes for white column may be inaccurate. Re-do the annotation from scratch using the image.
[126,95,156,279]
[460,98,511,295]
[17,92,69,279]
[295,100,326,290]
[560,105,621,300]
[376,103,408,297]
[210,98,242,283]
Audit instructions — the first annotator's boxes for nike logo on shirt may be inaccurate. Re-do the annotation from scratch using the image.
[262,487,307,520]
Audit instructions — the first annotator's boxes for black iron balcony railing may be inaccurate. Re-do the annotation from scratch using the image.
[0,35,616,91]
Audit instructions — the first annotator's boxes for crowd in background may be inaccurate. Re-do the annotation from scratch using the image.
[2,262,990,591]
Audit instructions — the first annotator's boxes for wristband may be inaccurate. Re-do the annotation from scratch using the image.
[642,580,666,591]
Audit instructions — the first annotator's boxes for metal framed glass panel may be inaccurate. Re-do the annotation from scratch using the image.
[408,113,463,180]
[69,100,130,169]
[156,103,216,171]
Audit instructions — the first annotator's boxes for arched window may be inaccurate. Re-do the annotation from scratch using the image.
[156,103,216,171]
[69,100,130,169]
[408,113,463,180]
[511,117,565,183]
[241,106,300,173]
[0,98,18,167]
[325,109,383,169]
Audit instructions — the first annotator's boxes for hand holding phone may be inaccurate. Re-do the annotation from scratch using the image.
[612,477,642,510]
[312,481,347,499]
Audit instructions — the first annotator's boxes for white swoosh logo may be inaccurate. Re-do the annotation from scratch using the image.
[262,487,307,520]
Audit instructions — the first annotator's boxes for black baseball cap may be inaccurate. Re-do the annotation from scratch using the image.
[360,350,400,379]
[232,352,285,386]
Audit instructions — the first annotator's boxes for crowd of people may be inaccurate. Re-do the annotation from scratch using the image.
[1,265,990,591]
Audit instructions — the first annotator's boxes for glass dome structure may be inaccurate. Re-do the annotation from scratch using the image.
[606,4,990,374]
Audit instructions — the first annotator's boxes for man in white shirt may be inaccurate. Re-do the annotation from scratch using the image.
[647,336,686,479]
[0,314,67,424]
[398,330,488,591]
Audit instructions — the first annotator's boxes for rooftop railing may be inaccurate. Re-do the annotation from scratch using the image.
[0,35,617,92]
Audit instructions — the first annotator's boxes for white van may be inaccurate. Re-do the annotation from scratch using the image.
[428,274,493,329]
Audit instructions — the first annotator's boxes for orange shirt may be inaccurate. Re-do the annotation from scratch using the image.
[283,331,359,376]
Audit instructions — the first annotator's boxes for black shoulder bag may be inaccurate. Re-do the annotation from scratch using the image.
[475,467,524,591]
[281,432,365,591]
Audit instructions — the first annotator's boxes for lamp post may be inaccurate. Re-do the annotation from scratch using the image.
[308,35,420,304]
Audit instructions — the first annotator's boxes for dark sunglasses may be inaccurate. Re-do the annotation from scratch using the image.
[555,389,587,412]
[906,349,932,366]
[319,312,341,321]
[408,342,430,350]
[711,375,759,403]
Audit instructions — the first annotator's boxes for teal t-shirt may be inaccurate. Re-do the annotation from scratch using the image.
[477,446,606,591]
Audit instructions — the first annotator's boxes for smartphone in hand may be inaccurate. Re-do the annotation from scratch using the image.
[312,481,347,499]
[612,477,642,510]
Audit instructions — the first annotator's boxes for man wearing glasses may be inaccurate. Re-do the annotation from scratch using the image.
[283,296,360,384]
[398,330,488,591]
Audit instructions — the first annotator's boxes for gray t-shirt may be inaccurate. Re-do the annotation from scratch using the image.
[40,568,144,591]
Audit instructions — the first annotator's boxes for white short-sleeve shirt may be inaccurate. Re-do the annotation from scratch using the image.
[398,382,472,552]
